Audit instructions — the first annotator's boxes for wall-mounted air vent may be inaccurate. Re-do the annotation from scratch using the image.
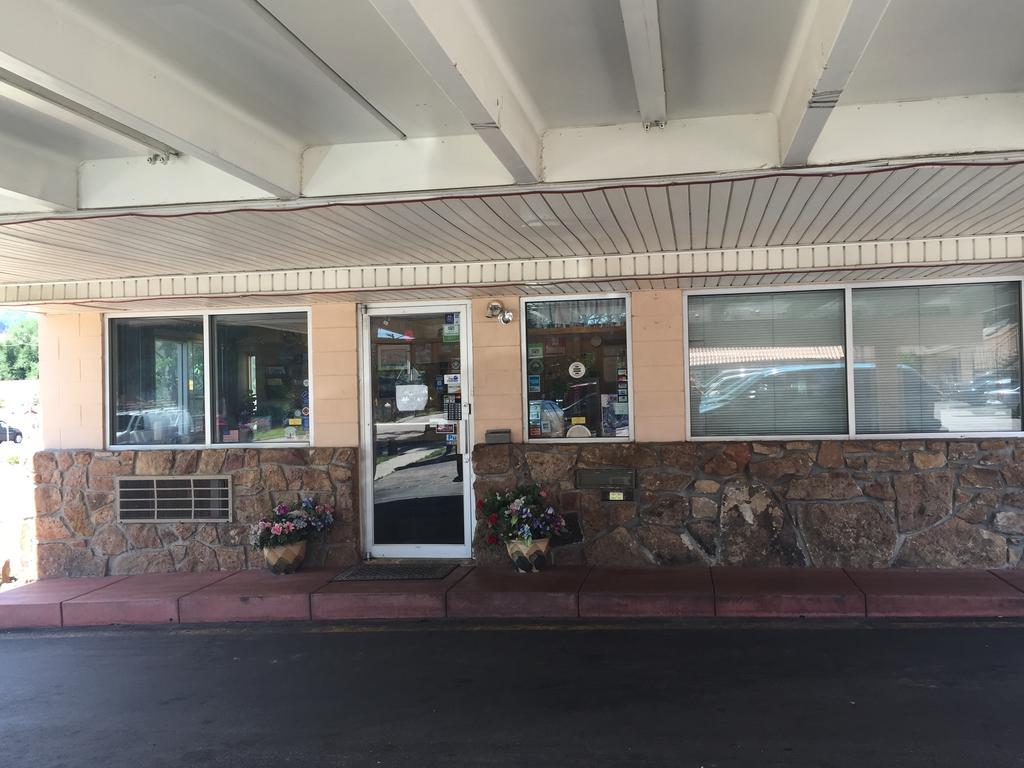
[117,476,231,523]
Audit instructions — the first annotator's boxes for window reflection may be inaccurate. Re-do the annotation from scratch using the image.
[688,291,848,436]
[524,298,630,440]
[212,313,309,443]
[853,283,1022,434]
[109,317,205,445]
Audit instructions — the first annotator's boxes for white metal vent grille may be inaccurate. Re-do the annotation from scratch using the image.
[117,476,231,522]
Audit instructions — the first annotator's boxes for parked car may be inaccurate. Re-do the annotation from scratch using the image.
[692,361,951,433]
[951,373,1020,407]
[0,419,23,443]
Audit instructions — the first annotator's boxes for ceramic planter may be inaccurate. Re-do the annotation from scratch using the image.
[262,540,307,574]
[505,537,550,572]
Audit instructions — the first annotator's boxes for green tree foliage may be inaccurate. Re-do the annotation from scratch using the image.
[0,318,39,380]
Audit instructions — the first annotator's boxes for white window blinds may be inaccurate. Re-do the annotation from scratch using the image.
[688,290,848,437]
[853,282,1022,434]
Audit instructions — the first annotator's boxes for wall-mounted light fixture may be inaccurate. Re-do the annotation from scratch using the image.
[486,301,514,326]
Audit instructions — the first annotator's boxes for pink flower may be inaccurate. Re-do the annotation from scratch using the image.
[540,491,547,498]
[270,523,283,536]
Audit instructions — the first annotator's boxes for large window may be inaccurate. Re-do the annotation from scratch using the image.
[523,296,631,440]
[213,313,309,444]
[853,283,1021,434]
[108,311,310,447]
[109,317,206,445]
[688,291,847,437]
[686,281,1023,438]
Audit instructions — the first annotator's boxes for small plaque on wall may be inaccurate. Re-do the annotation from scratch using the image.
[576,468,636,490]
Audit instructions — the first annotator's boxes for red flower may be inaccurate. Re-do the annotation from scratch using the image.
[476,498,484,510]
[486,534,498,545]
[488,513,498,525]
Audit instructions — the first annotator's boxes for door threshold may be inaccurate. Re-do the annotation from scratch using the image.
[364,556,474,565]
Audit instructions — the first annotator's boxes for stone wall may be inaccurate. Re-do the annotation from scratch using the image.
[472,440,1024,569]
[33,447,359,578]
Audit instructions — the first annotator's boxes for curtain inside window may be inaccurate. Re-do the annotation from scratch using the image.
[853,282,1022,434]
[688,290,847,436]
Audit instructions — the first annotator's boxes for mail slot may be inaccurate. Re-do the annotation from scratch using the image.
[576,468,636,490]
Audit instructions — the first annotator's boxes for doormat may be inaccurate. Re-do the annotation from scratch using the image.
[332,563,457,581]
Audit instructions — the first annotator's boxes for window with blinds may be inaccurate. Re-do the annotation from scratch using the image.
[687,290,848,437]
[853,282,1022,434]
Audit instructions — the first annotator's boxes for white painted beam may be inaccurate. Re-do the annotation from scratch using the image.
[0,73,154,156]
[810,93,1024,166]
[776,0,890,167]
[79,156,276,210]
[619,0,666,128]
[303,136,513,197]
[0,0,302,199]
[0,133,76,211]
[542,114,777,183]
[369,0,542,184]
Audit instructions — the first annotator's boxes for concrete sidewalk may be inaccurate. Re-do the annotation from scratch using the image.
[3,566,1024,629]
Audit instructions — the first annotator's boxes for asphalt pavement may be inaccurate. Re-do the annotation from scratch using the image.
[2,620,1023,767]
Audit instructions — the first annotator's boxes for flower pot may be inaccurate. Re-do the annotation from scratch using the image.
[262,540,307,574]
[505,537,550,573]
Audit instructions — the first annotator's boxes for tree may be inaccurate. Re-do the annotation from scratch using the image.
[0,318,39,380]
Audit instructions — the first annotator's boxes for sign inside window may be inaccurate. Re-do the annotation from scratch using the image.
[523,297,630,440]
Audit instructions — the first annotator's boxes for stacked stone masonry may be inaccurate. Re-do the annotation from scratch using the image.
[33,448,359,578]
[472,440,1024,569]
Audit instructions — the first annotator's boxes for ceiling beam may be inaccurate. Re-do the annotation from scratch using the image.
[245,0,406,141]
[369,0,542,184]
[543,114,777,183]
[0,69,158,156]
[0,132,76,211]
[810,93,1024,165]
[619,0,666,128]
[776,0,891,167]
[0,1,302,199]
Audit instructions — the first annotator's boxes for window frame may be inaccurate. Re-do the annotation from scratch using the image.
[104,306,314,451]
[683,276,1024,442]
[520,292,635,444]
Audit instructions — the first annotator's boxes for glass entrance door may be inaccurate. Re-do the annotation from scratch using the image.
[361,304,472,558]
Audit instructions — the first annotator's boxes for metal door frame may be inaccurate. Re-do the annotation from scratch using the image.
[359,300,474,559]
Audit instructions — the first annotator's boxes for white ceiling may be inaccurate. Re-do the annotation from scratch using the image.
[1,161,1023,286]
[843,0,1024,104]
[74,0,402,146]
[0,98,139,160]
[0,0,1024,298]
[0,0,1024,215]
[472,0,638,127]
[259,0,471,138]
[659,0,805,119]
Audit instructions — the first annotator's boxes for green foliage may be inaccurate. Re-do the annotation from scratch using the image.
[479,484,567,544]
[249,497,335,550]
[0,318,38,381]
